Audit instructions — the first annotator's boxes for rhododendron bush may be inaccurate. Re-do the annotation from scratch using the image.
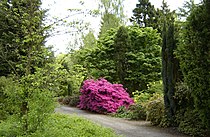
[78,78,134,113]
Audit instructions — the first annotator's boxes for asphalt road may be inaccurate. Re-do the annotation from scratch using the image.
[55,106,189,137]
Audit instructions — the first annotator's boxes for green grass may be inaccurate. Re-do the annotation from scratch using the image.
[27,113,119,137]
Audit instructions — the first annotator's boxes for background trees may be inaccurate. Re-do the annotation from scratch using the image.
[0,0,209,136]
[130,0,158,28]
[98,0,125,37]
[70,26,161,95]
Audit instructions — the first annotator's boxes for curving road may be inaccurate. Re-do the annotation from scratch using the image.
[55,106,189,137]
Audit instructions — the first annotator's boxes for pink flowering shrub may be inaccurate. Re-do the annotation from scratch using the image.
[77,78,134,114]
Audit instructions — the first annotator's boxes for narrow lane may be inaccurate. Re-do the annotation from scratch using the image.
[55,106,189,137]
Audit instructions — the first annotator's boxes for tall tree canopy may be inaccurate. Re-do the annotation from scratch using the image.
[176,0,210,128]
[0,0,53,77]
[98,0,125,37]
[130,0,158,28]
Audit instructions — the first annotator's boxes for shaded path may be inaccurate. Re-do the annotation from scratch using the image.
[55,106,189,137]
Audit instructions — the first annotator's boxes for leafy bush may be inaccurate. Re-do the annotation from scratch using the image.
[128,81,163,120]
[174,82,192,109]
[78,78,134,113]
[0,76,21,120]
[144,81,163,94]
[144,93,169,127]
[0,69,56,135]
[133,91,151,104]
[0,116,23,137]
[59,95,80,107]
[177,109,207,137]
[127,103,146,120]
[73,26,161,95]
[114,106,131,118]
[176,2,210,129]
[174,82,208,136]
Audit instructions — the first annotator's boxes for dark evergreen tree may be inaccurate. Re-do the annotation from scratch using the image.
[163,20,177,124]
[113,26,130,86]
[157,0,175,33]
[130,0,158,29]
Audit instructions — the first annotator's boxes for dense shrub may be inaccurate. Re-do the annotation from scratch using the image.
[0,77,21,120]
[59,95,80,107]
[78,78,134,113]
[114,106,131,118]
[127,103,146,120]
[0,70,55,135]
[127,81,163,120]
[144,81,163,94]
[177,109,207,137]
[133,91,151,104]
[73,26,161,95]
[174,82,208,136]
[0,116,23,137]
[144,93,169,127]
[176,2,210,129]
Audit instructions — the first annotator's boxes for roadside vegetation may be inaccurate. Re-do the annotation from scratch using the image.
[0,0,209,137]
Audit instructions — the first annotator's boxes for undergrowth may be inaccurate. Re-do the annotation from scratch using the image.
[0,113,119,137]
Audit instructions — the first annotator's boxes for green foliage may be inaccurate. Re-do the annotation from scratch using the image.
[59,95,80,107]
[148,81,163,93]
[54,54,87,96]
[144,93,169,127]
[0,73,55,135]
[82,31,97,48]
[144,80,163,94]
[115,92,168,126]
[176,1,210,129]
[129,81,163,121]
[24,113,119,137]
[0,77,22,120]
[98,0,125,37]
[126,26,161,93]
[130,0,158,29]
[77,26,161,95]
[0,0,52,77]
[176,109,207,137]
[0,113,119,137]
[133,91,151,104]
[113,26,130,85]
[0,115,23,137]
[174,82,192,110]
[127,103,146,120]
[114,106,131,118]
[115,81,164,121]
[99,13,121,38]
[162,19,177,124]
[68,64,87,94]
[174,82,208,136]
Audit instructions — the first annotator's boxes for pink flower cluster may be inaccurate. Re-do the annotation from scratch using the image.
[77,78,134,113]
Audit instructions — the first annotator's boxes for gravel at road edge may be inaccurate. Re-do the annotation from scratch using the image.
[55,106,189,137]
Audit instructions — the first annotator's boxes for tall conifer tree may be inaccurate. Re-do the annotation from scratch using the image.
[130,0,158,28]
